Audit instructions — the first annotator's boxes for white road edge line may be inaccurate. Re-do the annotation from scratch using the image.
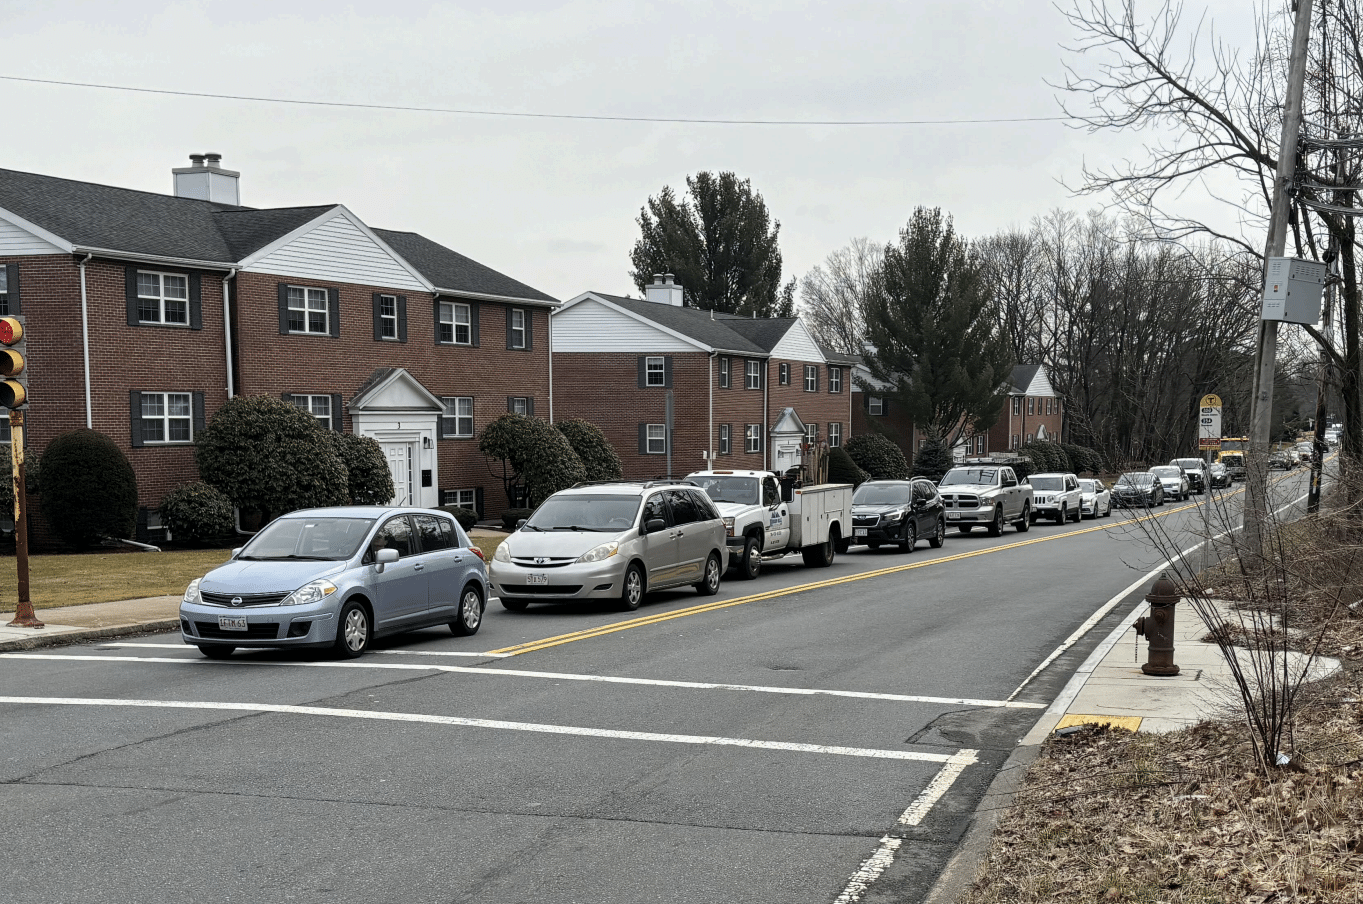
[3,653,1043,710]
[834,836,902,904]
[0,696,976,763]
[99,643,510,658]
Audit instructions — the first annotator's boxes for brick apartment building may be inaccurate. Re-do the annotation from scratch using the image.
[0,155,557,534]
[552,276,858,478]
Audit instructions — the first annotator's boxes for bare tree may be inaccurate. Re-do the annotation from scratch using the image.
[797,237,882,355]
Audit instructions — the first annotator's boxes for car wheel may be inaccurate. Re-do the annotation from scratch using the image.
[333,600,370,659]
[1056,505,1067,524]
[1015,504,1030,533]
[499,596,530,611]
[801,536,835,567]
[619,564,645,610]
[1104,499,1112,517]
[197,644,234,659]
[1070,504,1081,522]
[987,506,1004,537]
[929,518,946,547]
[899,521,917,552]
[695,553,722,595]
[736,536,762,580]
[450,585,484,636]
[835,537,851,554]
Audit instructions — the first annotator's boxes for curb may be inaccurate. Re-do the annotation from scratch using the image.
[0,619,180,653]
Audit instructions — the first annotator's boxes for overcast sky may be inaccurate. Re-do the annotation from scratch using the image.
[2,0,1263,301]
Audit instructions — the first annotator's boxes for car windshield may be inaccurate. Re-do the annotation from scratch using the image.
[239,516,375,560]
[1173,459,1203,470]
[1117,473,1155,487]
[852,483,911,505]
[524,494,642,532]
[1222,455,1244,466]
[940,468,997,487]
[1150,467,1180,478]
[1030,476,1064,491]
[1079,480,1097,493]
[692,476,761,505]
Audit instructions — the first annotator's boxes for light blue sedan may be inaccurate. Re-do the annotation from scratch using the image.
[179,506,488,659]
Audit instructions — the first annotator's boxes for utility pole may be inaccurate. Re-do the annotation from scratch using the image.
[1245,0,1316,553]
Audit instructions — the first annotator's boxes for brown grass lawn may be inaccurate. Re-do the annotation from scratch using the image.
[0,533,509,612]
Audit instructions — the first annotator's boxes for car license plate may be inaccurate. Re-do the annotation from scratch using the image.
[217,616,248,632]
[854,528,867,537]
[527,573,548,585]
[947,511,961,520]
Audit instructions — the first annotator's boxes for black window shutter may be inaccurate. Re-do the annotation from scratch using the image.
[371,294,383,341]
[5,263,19,314]
[637,356,646,388]
[328,288,341,338]
[638,424,647,454]
[882,399,890,415]
[527,397,535,417]
[664,357,673,388]
[525,309,533,351]
[129,391,144,447]
[136,507,149,542]
[473,487,484,517]
[397,296,408,343]
[189,274,202,330]
[505,306,514,349]
[433,299,443,344]
[126,266,141,326]
[192,391,206,437]
[277,283,290,334]
[470,303,480,347]
[331,394,343,431]
[507,396,515,413]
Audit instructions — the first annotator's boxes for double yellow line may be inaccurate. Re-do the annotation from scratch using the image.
[488,500,1204,657]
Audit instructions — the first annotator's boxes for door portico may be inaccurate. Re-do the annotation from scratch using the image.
[348,367,444,508]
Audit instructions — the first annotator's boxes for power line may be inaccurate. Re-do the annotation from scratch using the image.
[0,74,1068,127]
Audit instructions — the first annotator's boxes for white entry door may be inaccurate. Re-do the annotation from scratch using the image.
[384,442,414,506]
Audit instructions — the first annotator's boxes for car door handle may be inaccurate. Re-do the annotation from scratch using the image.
[413,563,425,571]
[676,531,684,538]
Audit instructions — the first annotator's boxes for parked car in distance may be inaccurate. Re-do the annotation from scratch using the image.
[1078,478,1112,519]
[1219,452,1246,482]
[1170,458,1208,494]
[1207,461,1232,488]
[1149,465,1191,501]
[1294,441,1315,463]
[490,481,727,612]
[180,506,488,660]
[1268,450,1296,470]
[847,478,946,552]
[1112,472,1164,508]
[1028,472,1083,523]
[937,464,1033,536]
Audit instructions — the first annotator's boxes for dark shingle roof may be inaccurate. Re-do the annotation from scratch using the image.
[373,229,556,304]
[589,293,767,353]
[1010,364,1042,394]
[214,206,338,260]
[719,316,798,352]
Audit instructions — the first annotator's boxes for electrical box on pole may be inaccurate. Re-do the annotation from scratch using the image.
[1261,257,1327,325]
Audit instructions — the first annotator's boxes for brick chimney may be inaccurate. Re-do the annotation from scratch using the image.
[644,273,684,306]
[172,152,241,205]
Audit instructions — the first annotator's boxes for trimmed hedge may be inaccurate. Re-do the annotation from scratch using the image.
[501,507,533,530]
[160,482,235,542]
[844,433,911,480]
[327,432,395,505]
[479,414,587,509]
[827,446,869,487]
[555,418,623,482]
[40,429,138,548]
[438,505,479,531]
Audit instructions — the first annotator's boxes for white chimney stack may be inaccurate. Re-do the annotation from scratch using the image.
[172,152,241,206]
[645,273,684,306]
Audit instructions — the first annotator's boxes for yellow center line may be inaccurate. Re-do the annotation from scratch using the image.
[488,493,1221,657]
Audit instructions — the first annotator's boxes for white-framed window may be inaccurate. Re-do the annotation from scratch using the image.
[441,397,474,438]
[719,424,731,455]
[1010,434,1019,450]
[1012,397,1022,416]
[778,363,790,385]
[137,270,189,325]
[1028,397,1035,416]
[1026,432,1034,443]
[447,488,477,510]
[719,357,730,388]
[287,286,330,334]
[646,356,666,387]
[439,302,472,345]
[745,424,761,453]
[140,392,193,444]
[745,360,761,390]
[804,365,818,392]
[509,396,529,415]
[829,367,842,393]
[806,423,819,445]
[0,267,9,316]
[0,417,11,444]
[378,294,398,340]
[290,394,334,430]
[975,435,985,454]
[509,308,526,349]
[828,423,842,447]
[646,424,667,454]
[869,396,884,416]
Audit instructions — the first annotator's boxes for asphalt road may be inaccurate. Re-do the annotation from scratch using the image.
[0,472,1312,904]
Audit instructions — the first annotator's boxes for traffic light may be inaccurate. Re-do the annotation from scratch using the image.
[0,315,26,408]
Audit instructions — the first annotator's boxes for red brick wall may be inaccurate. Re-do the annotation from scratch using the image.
[851,389,916,460]
[986,395,1064,453]
[710,354,765,467]
[767,359,851,453]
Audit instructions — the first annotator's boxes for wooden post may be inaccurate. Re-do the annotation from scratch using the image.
[6,409,41,628]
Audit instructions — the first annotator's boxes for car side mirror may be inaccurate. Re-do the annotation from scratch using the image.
[516,518,528,529]
[230,547,243,559]
[645,518,667,534]
[376,548,399,564]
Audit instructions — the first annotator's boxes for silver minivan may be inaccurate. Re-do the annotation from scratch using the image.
[179,506,489,659]
[489,481,728,611]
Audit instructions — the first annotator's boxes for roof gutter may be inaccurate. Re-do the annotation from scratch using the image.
[70,246,238,272]
[433,287,560,308]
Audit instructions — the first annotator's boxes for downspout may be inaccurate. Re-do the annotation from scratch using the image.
[223,269,237,398]
[763,357,770,470]
[78,253,93,428]
[547,305,554,423]
[708,350,715,466]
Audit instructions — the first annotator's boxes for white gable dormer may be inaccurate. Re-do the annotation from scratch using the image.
[239,207,429,291]
[553,293,706,352]
[769,320,826,363]
[348,368,444,509]
[0,208,71,255]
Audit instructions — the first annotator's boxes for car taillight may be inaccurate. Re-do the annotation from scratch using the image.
[470,547,485,560]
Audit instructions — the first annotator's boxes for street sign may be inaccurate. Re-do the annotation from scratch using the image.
[1198,394,1223,450]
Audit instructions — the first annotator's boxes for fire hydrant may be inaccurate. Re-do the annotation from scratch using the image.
[1132,574,1180,676]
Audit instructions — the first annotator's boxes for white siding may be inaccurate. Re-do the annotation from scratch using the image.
[244,214,426,290]
[552,298,698,352]
[0,216,63,255]
[1025,369,1056,397]
[769,320,826,363]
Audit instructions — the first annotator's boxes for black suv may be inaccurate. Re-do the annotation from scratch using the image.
[847,478,946,552]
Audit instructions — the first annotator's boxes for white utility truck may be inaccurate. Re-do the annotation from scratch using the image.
[685,469,853,579]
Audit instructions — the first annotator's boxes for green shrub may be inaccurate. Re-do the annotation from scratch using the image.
[827,446,869,487]
[1009,457,1035,482]
[439,505,479,531]
[479,414,586,508]
[912,438,954,483]
[39,429,138,548]
[555,418,623,482]
[327,432,395,505]
[501,507,533,530]
[0,444,39,515]
[844,433,911,480]
[159,482,235,542]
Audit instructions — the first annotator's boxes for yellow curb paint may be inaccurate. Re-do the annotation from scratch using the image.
[1054,713,1143,732]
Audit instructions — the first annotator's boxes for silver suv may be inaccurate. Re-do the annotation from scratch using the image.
[490,481,728,611]
[1028,472,1083,523]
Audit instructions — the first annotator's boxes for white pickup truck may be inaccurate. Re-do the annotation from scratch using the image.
[936,463,1033,535]
[686,469,853,579]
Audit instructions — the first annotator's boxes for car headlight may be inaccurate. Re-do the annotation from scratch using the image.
[279,579,338,607]
[494,543,511,563]
[577,541,620,564]
[182,578,202,606]
[883,510,903,522]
